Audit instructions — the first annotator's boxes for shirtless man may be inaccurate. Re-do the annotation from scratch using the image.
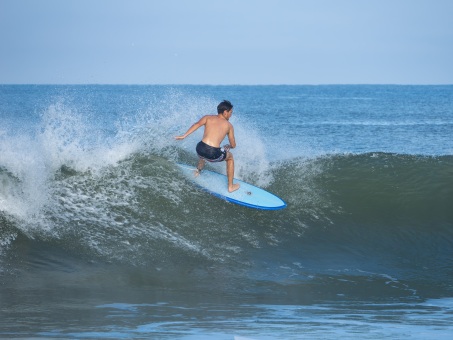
[175,100,240,193]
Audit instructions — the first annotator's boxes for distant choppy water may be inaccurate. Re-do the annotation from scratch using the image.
[1,85,452,339]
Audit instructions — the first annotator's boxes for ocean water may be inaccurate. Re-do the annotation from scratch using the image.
[1,85,452,339]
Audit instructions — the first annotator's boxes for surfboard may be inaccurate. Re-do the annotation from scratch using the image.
[177,163,286,210]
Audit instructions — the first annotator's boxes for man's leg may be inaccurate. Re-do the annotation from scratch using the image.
[225,152,240,193]
[195,158,205,177]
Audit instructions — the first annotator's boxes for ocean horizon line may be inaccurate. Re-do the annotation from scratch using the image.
[1,82,452,86]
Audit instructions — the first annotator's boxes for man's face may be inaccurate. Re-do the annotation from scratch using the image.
[225,109,233,120]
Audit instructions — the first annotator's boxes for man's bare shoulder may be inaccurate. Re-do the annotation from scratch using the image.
[197,115,214,124]
[200,114,215,122]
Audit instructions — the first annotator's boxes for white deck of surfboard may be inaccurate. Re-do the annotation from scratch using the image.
[177,163,286,210]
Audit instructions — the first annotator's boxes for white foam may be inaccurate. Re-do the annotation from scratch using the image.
[39,101,139,172]
[0,101,139,229]
[233,118,273,188]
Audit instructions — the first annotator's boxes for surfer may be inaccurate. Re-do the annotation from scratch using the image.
[175,100,240,193]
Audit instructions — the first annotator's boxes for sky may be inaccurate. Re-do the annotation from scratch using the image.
[0,0,452,85]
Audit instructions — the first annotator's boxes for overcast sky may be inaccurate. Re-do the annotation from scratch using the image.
[1,0,452,84]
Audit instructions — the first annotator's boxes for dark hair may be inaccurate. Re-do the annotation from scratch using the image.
[217,100,233,114]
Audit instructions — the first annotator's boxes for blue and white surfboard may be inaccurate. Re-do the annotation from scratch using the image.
[177,163,286,210]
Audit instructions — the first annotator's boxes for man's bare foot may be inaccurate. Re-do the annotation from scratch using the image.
[228,183,240,193]
[194,169,201,177]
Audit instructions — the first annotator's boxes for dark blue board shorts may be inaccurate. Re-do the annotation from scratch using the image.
[196,141,227,162]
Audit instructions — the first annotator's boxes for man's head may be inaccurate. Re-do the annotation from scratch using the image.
[217,100,233,114]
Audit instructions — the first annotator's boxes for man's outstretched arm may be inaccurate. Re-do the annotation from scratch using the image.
[175,116,207,140]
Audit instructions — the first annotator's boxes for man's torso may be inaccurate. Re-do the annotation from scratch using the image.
[201,115,230,147]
